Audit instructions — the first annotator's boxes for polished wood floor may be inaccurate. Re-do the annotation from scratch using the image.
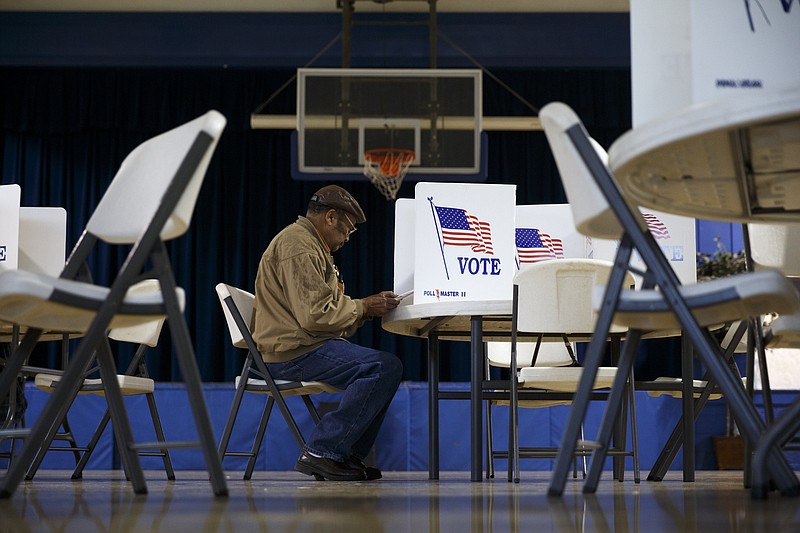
[1,469,799,532]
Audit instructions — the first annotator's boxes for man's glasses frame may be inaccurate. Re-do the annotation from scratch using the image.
[341,211,357,237]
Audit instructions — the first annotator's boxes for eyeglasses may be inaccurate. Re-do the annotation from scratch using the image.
[341,211,357,237]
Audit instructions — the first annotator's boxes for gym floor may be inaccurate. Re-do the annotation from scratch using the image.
[2,470,799,532]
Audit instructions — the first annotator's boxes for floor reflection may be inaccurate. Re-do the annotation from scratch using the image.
[0,471,799,532]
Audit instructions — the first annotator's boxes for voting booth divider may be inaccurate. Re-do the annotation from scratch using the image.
[412,183,517,304]
[0,184,21,272]
[0,184,67,277]
[394,183,696,297]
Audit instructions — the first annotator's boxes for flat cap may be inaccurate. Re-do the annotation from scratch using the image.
[310,185,366,224]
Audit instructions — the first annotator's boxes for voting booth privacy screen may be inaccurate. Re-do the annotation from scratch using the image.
[413,182,516,304]
[514,204,589,266]
[0,184,21,272]
[394,187,697,300]
[590,209,697,288]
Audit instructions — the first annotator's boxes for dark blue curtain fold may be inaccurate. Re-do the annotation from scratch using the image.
[1,66,630,382]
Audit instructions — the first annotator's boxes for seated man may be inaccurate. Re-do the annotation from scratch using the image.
[253,185,402,481]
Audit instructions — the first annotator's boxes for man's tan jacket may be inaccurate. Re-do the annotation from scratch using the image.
[253,216,366,362]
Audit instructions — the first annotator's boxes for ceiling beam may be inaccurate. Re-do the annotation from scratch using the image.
[0,0,630,13]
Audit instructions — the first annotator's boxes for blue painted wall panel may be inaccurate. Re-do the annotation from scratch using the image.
[696,220,745,256]
[6,382,796,473]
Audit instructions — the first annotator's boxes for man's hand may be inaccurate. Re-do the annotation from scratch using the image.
[361,290,400,318]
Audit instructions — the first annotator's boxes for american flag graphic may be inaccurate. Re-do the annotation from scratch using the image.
[434,205,494,254]
[642,213,670,240]
[516,228,564,263]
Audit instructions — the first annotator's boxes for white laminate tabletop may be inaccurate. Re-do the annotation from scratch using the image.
[382,299,511,339]
[382,299,602,342]
[0,322,81,343]
[608,87,800,223]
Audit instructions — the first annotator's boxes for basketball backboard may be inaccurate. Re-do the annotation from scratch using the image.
[293,68,487,182]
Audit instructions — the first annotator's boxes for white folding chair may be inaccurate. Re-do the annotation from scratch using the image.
[539,101,800,498]
[0,110,228,498]
[23,280,174,481]
[745,223,800,493]
[747,222,800,412]
[1,205,69,463]
[496,258,639,483]
[486,342,574,477]
[215,283,340,480]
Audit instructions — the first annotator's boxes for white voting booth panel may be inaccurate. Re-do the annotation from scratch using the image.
[0,184,67,277]
[589,209,697,288]
[514,204,587,266]
[18,207,67,277]
[0,184,22,272]
[394,200,696,297]
[413,182,516,304]
[513,204,695,287]
[395,201,579,302]
[393,198,415,298]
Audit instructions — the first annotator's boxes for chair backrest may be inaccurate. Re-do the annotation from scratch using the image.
[86,110,226,245]
[514,258,634,334]
[18,207,67,277]
[487,341,575,369]
[215,283,254,350]
[539,102,646,240]
[107,279,166,347]
[747,223,800,277]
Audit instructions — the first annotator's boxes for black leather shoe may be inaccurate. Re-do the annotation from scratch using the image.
[295,452,366,481]
[347,457,382,480]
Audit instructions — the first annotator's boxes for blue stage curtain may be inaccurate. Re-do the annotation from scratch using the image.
[0,67,631,382]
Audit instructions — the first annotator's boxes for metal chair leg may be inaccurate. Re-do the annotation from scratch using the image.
[548,238,633,497]
[486,397,496,479]
[628,372,641,484]
[583,330,642,494]
[217,372,250,461]
[244,397,274,481]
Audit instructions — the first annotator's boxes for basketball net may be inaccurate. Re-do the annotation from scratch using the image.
[363,148,415,201]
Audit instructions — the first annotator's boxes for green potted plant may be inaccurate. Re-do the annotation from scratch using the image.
[697,237,747,469]
[696,238,747,282]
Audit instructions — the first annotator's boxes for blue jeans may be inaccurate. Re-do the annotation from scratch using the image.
[267,339,402,463]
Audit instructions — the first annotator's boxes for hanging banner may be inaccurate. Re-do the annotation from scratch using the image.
[630,0,799,126]
[691,0,800,103]
[630,0,693,127]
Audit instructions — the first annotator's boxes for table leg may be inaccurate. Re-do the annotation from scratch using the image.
[428,335,440,480]
[610,337,623,480]
[681,332,695,482]
[648,320,748,481]
[470,316,483,482]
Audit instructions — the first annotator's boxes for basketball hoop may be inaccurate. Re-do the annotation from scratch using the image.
[363,148,415,200]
